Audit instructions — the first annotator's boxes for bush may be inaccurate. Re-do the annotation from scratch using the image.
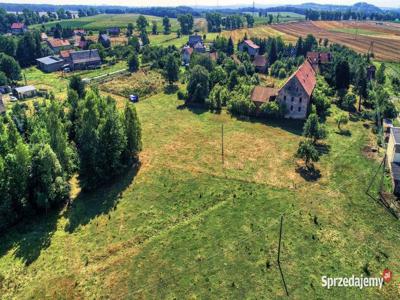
[259,101,284,118]
[227,93,256,116]
[341,92,356,111]
[177,90,186,100]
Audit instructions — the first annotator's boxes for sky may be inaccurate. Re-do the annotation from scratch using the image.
[0,0,398,9]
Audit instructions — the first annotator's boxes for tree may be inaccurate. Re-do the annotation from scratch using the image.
[268,38,278,65]
[376,63,386,85]
[245,14,255,28]
[0,35,16,57]
[177,14,194,35]
[0,53,21,81]
[335,60,350,91]
[187,65,210,103]
[0,71,8,86]
[295,37,304,56]
[354,64,368,111]
[303,113,326,143]
[163,53,179,84]
[136,15,148,32]
[296,139,320,169]
[69,75,85,98]
[30,143,69,212]
[162,16,171,34]
[227,37,234,56]
[123,104,142,164]
[127,52,139,72]
[151,21,158,35]
[303,34,317,53]
[16,31,40,67]
[341,91,356,111]
[335,112,349,132]
[127,22,134,37]
[228,70,239,90]
[140,30,149,46]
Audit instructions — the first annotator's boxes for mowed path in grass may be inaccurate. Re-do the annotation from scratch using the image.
[1,92,400,298]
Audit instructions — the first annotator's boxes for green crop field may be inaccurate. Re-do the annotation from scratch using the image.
[1,77,400,298]
[30,14,180,32]
[248,12,305,26]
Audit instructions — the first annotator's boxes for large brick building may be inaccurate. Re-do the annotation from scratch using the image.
[277,60,316,119]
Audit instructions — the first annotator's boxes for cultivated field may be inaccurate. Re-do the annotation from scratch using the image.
[221,25,297,44]
[1,79,400,298]
[30,14,181,32]
[271,21,400,62]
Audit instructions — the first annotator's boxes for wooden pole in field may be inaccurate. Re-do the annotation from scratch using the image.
[277,215,289,296]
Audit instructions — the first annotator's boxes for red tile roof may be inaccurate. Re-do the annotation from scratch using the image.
[48,39,71,48]
[243,39,260,49]
[306,51,332,64]
[284,60,316,97]
[251,86,279,103]
[60,50,73,58]
[11,22,25,29]
[182,46,193,55]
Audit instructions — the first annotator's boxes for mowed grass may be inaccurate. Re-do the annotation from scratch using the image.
[30,14,180,32]
[1,89,400,298]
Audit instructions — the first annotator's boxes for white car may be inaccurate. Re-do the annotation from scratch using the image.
[9,96,18,102]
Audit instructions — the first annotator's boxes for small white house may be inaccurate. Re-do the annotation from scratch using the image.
[14,86,37,100]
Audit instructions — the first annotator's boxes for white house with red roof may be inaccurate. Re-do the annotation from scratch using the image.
[238,39,260,57]
[10,22,27,35]
[277,60,317,119]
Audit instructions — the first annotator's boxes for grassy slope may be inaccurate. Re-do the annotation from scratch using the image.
[0,88,400,298]
[30,14,180,32]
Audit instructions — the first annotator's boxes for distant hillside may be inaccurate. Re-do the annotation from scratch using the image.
[265,2,383,13]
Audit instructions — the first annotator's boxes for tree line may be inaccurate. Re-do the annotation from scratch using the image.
[0,77,142,233]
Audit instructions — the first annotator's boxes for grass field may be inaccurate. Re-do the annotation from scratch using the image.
[1,78,400,298]
[30,14,181,32]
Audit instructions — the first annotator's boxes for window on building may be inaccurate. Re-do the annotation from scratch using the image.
[290,105,293,111]
[299,97,302,103]
[284,95,286,101]
[298,107,301,112]
[291,97,295,102]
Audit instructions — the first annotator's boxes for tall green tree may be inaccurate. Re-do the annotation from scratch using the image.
[187,65,210,103]
[162,16,171,34]
[227,37,234,56]
[163,53,179,84]
[136,15,148,32]
[69,75,85,98]
[296,139,320,169]
[123,104,142,164]
[303,113,327,143]
[376,63,386,85]
[127,52,139,72]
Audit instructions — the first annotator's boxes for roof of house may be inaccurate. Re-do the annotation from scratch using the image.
[189,34,202,44]
[193,42,205,49]
[306,51,332,64]
[48,39,71,48]
[70,49,101,64]
[284,60,316,97]
[36,56,64,65]
[242,39,260,49]
[251,86,279,103]
[60,50,73,58]
[15,85,36,93]
[0,97,5,114]
[391,127,400,144]
[11,22,25,29]
[253,55,267,67]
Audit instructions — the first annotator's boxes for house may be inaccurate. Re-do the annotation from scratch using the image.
[188,34,203,47]
[386,127,400,194]
[0,96,5,115]
[40,32,48,41]
[253,55,268,73]
[10,22,27,35]
[107,27,120,36]
[99,34,111,48]
[238,40,260,57]
[181,46,193,65]
[73,29,86,36]
[193,41,206,53]
[367,65,377,81]
[69,49,101,70]
[60,50,73,61]
[14,86,37,99]
[306,51,332,72]
[47,39,72,53]
[36,56,65,73]
[277,60,316,119]
[251,86,279,111]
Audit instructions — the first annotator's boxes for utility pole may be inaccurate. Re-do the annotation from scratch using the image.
[221,124,224,166]
[277,215,289,296]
